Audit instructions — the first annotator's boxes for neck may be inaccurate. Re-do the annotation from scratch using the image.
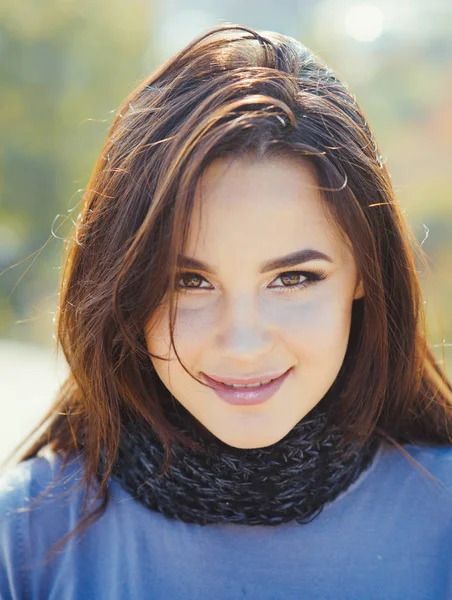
[109,392,380,526]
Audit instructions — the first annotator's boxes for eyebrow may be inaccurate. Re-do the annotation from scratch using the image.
[177,249,333,275]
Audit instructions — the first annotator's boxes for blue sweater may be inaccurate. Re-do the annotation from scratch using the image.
[1,442,452,600]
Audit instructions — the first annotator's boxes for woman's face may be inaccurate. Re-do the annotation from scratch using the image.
[145,155,363,449]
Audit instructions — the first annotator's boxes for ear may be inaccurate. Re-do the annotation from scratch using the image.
[353,278,365,300]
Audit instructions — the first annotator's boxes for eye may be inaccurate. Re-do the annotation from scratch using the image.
[268,270,326,293]
[177,272,213,292]
[176,270,326,294]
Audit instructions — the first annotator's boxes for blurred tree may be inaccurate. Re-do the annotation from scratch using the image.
[0,0,153,344]
[301,9,452,370]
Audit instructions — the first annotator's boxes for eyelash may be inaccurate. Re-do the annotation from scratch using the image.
[176,270,327,294]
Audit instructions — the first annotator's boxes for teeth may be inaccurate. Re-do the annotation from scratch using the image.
[223,379,273,388]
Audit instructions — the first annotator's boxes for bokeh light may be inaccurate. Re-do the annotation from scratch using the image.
[345,3,385,42]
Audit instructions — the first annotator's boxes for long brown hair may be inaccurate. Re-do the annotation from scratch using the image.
[5,24,452,551]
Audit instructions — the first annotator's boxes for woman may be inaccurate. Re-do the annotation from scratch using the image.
[1,24,451,599]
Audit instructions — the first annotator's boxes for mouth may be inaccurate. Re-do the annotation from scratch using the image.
[201,368,293,406]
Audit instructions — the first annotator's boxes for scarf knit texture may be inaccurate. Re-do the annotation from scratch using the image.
[109,388,380,526]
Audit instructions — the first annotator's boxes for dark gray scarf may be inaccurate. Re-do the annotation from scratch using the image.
[109,387,379,526]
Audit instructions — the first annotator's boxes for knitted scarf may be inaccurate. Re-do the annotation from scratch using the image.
[109,386,380,526]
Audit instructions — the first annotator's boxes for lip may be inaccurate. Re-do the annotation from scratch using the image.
[201,368,292,406]
[205,371,288,386]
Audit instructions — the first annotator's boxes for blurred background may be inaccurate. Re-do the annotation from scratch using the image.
[1,0,451,463]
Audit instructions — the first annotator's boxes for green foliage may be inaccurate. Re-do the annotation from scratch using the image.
[0,0,152,343]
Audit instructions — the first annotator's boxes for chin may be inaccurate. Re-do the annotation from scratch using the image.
[212,426,290,450]
[228,439,282,450]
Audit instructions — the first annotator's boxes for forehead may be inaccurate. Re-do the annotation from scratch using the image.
[185,155,350,264]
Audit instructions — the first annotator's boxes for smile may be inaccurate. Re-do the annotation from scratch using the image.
[201,368,292,406]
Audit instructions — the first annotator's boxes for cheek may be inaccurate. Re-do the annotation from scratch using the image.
[146,306,217,397]
[145,303,216,360]
[266,292,353,356]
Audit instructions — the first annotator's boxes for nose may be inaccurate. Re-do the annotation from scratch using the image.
[215,294,273,361]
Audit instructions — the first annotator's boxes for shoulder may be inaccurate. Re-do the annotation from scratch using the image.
[374,441,452,500]
[403,443,452,489]
[0,446,89,540]
[405,442,452,469]
[0,447,86,516]
[388,442,452,480]
[0,448,90,596]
